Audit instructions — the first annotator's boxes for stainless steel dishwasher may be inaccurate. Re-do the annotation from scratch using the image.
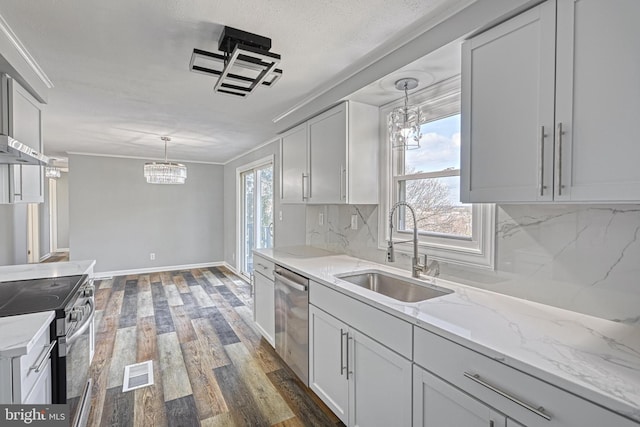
[274,265,309,385]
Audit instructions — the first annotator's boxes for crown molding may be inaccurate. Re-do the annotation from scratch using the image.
[0,13,53,89]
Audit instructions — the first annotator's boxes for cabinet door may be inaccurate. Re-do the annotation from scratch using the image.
[280,125,308,204]
[23,360,51,404]
[413,366,506,427]
[349,329,411,427]
[308,104,347,204]
[309,305,348,424]
[254,272,275,346]
[555,0,640,201]
[461,1,556,203]
[10,79,44,203]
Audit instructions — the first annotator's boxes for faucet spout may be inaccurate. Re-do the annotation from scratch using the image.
[387,201,427,278]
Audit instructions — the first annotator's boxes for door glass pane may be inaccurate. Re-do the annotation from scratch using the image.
[256,165,274,250]
[242,171,255,274]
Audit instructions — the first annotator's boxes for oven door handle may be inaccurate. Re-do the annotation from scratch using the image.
[67,299,95,349]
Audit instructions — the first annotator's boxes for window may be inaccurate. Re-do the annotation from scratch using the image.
[380,76,495,268]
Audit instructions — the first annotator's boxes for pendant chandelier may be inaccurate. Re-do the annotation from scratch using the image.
[389,78,422,150]
[45,166,61,179]
[144,137,187,184]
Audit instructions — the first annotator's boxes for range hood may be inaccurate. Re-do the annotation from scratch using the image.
[0,135,48,165]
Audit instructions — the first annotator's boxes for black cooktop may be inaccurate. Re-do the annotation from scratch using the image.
[0,274,87,317]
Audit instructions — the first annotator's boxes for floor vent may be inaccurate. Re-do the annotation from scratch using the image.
[122,360,154,392]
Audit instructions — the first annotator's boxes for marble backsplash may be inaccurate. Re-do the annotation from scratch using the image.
[306,204,640,324]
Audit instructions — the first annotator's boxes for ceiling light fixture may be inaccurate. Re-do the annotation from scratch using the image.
[45,166,61,179]
[144,137,187,185]
[189,26,282,98]
[389,78,422,150]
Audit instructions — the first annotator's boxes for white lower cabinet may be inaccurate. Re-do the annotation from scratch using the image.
[414,366,510,427]
[0,319,53,404]
[309,304,412,427]
[253,272,275,346]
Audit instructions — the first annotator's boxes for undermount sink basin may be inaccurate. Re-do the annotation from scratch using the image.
[336,270,452,303]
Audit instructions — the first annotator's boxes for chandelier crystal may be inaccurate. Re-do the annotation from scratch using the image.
[45,166,61,179]
[389,78,422,150]
[144,137,187,184]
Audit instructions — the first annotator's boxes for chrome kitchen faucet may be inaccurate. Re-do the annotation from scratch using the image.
[387,201,429,279]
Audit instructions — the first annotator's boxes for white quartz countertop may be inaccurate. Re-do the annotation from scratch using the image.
[0,311,54,358]
[255,246,640,422]
[0,260,96,282]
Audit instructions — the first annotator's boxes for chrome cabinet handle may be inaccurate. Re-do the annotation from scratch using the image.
[539,126,547,196]
[339,166,346,200]
[32,341,56,373]
[302,173,309,201]
[464,372,551,421]
[556,122,565,196]
[346,335,353,380]
[256,263,268,271]
[250,273,254,297]
[340,329,347,376]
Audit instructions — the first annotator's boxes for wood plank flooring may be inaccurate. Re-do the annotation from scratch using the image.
[88,266,343,427]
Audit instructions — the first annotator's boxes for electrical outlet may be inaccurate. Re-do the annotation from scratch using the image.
[350,214,358,230]
[319,212,324,226]
[149,252,156,261]
[279,210,283,221]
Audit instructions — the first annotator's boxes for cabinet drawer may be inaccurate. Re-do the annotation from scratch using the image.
[14,326,52,403]
[414,327,636,427]
[310,280,412,359]
[253,254,275,279]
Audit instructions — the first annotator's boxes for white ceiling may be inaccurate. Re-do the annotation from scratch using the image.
[0,0,460,164]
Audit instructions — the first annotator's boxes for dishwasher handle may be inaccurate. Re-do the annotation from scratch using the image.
[274,270,308,292]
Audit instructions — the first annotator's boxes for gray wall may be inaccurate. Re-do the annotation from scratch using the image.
[38,177,50,259]
[56,172,69,249]
[0,204,16,265]
[69,154,224,273]
[223,140,306,269]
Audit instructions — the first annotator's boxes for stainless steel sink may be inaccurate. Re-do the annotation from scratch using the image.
[336,270,452,303]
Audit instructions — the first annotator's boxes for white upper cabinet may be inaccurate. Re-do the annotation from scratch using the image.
[0,74,45,204]
[461,0,640,203]
[280,124,308,204]
[555,0,640,201]
[308,104,347,204]
[280,101,378,205]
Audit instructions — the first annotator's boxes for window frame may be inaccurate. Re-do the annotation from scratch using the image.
[378,75,495,269]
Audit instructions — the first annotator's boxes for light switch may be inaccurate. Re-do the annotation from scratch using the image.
[319,212,324,225]
[351,214,358,230]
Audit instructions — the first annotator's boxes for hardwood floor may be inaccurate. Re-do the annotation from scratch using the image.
[88,266,344,427]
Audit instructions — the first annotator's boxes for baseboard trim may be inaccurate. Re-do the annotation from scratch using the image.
[94,261,225,279]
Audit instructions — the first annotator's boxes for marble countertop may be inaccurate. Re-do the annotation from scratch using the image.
[0,260,96,282]
[256,246,640,422]
[0,311,55,358]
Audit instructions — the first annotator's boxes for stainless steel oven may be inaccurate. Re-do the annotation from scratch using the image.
[274,265,309,385]
[59,278,95,427]
[0,273,94,427]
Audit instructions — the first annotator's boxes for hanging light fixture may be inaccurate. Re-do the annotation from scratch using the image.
[45,166,61,179]
[189,26,282,98]
[389,78,422,150]
[144,137,187,184]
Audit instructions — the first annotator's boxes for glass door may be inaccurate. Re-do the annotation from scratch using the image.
[240,162,273,278]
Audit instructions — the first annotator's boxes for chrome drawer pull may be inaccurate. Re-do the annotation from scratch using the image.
[464,372,551,421]
[32,341,56,373]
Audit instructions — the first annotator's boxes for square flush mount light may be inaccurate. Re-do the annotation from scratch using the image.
[189,26,282,98]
